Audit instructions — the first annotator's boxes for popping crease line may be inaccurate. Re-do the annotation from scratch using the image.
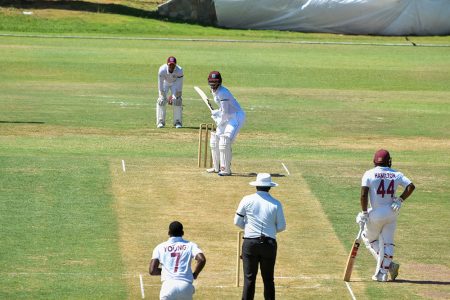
[345,281,357,300]
[281,162,290,175]
[139,273,145,299]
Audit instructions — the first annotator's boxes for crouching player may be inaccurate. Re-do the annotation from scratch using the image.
[156,56,184,128]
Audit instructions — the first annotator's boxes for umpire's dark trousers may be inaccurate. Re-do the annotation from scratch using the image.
[241,237,277,300]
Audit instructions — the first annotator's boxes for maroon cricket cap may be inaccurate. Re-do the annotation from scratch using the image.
[167,56,177,65]
[373,149,391,165]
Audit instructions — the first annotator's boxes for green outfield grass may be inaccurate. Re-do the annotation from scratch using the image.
[1,2,450,299]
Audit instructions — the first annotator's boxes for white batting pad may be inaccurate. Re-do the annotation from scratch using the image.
[210,132,220,172]
[219,135,232,173]
[173,105,182,126]
[156,102,166,126]
[173,96,183,106]
[374,235,384,276]
[362,233,379,260]
[381,243,394,271]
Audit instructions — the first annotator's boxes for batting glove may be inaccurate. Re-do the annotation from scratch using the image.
[157,96,167,106]
[391,197,403,212]
[356,211,369,225]
[211,109,222,125]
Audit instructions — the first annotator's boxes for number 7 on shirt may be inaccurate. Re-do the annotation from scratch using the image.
[171,252,181,272]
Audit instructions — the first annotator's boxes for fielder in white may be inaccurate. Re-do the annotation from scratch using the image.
[206,71,246,176]
[150,221,206,300]
[156,56,184,128]
[356,149,415,282]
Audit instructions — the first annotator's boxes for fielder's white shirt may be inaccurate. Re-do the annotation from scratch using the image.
[152,237,203,283]
[234,191,286,240]
[362,166,412,209]
[211,85,244,126]
[158,64,184,93]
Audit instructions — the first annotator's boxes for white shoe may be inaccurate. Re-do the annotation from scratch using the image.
[157,122,164,128]
[389,262,400,280]
[218,171,232,176]
[372,271,388,282]
[175,122,182,129]
[206,168,218,173]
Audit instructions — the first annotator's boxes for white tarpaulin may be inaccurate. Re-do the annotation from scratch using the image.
[214,0,450,36]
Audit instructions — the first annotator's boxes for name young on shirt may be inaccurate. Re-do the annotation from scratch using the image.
[164,244,187,252]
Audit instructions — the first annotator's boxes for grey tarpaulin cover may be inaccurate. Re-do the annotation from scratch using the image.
[214,0,450,35]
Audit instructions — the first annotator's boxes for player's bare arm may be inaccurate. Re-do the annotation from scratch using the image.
[360,186,369,212]
[193,253,206,279]
[149,258,162,276]
[399,183,415,202]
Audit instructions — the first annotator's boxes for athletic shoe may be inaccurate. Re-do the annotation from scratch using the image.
[157,122,165,128]
[218,171,232,176]
[372,271,388,282]
[206,168,218,173]
[389,262,400,280]
[175,122,182,129]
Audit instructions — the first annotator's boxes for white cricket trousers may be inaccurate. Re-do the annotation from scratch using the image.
[160,279,194,300]
[216,110,246,142]
[365,205,398,244]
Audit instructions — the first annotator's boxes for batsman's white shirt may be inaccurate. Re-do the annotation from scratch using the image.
[211,85,246,141]
[234,191,286,240]
[362,166,412,209]
[158,64,184,95]
[152,237,203,283]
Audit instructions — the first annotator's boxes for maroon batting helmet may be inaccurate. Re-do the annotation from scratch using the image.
[373,149,391,167]
[167,56,177,65]
[208,71,222,89]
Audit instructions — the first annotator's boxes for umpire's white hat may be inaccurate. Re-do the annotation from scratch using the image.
[250,173,278,187]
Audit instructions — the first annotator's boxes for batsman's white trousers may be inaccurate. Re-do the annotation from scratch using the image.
[365,205,398,245]
[160,279,194,300]
[216,110,246,142]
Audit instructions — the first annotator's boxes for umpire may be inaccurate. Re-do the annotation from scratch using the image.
[234,173,286,300]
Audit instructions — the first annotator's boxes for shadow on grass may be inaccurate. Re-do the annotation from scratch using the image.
[393,279,450,285]
[0,0,159,19]
[232,173,286,178]
[0,120,45,124]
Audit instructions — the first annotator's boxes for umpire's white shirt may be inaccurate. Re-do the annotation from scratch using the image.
[234,191,286,240]
[152,237,202,283]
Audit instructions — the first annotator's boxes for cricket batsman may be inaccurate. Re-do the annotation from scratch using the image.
[356,149,415,281]
[206,71,246,176]
[156,56,184,128]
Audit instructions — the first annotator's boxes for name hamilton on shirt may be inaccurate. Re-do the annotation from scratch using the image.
[374,173,396,179]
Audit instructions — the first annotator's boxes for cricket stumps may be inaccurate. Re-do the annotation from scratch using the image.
[198,123,216,168]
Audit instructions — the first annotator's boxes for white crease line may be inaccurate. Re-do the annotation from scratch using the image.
[281,163,290,176]
[122,160,126,172]
[139,273,145,299]
[144,283,321,289]
[345,281,357,300]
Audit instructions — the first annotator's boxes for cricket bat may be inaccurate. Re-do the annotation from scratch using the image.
[194,86,214,112]
[343,223,364,282]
